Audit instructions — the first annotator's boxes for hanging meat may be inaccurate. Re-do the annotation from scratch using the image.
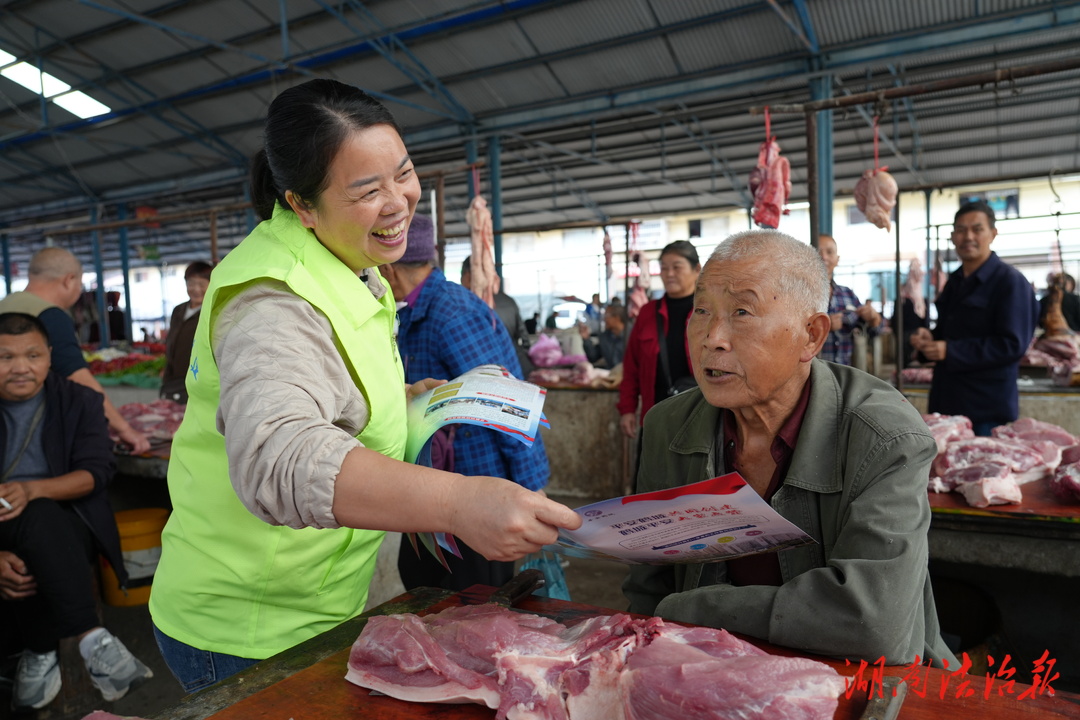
[854,115,898,231]
[749,137,791,229]
[466,194,499,309]
[854,167,898,231]
[1042,274,1071,338]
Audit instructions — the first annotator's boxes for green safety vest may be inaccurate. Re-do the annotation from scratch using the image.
[149,204,406,659]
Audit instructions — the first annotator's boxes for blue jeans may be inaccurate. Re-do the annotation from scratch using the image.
[153,624,259,693]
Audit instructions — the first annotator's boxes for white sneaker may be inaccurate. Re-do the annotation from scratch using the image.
[12,649,61,710]
[84,631,153,702]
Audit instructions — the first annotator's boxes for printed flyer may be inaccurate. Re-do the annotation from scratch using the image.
[545,473,816,565]
[405,364,549,565]
[406,364,547,464]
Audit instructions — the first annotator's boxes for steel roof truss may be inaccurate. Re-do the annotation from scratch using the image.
[316,0,473,123]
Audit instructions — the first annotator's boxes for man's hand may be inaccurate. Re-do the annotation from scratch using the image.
[619,412,638,439]
[910,327,946,361]
[118,426,151,455]
[829,313,843,331]
[855,303,882,328]
[0,483,28,521]
[0,551,36,600]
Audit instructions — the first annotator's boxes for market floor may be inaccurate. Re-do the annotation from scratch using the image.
[0,494,629,720]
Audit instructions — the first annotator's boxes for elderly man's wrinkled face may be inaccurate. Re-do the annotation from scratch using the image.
[688,257,818,412]
[0,330,50,403]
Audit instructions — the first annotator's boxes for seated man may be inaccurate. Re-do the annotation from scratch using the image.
[578,303,628,368]
[0,313,152,711]
[623,230,956,668]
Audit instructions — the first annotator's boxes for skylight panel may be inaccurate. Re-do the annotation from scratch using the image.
[52,90,110,119]
[0,44,112,119]
[1,62,71,96]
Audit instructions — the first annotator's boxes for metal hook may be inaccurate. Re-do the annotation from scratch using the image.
[1049,168,1064,215]
[1048,168,1062,204]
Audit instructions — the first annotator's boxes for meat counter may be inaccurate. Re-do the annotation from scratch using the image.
[901,379,1080,436]
[150,585,1078,720]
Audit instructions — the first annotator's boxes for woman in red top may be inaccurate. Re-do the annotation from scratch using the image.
[618,240,701,439]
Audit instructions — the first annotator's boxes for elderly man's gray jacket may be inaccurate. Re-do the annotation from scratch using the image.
[623,359,956,667]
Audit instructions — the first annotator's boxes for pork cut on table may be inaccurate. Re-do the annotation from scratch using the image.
[853,168,897,231]
[922,412,974,454]
[924,414,1078,508]
[931,436,1055,486]
[110,398,185,445]
[347,604,845,720]
[992,417,1078,447]
[1052,463,1080,502]
[951,463,1023,507]
[1062,444,1080,466]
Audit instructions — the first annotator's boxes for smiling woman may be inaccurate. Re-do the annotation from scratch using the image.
[147,79,580,695]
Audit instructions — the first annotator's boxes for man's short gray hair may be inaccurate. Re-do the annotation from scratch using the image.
[707,230,829,314]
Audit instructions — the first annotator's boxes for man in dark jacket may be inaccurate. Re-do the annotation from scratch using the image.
[0,313,152,711]
[911,201,1039,436]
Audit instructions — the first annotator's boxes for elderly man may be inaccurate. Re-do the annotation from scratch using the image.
[623,230,955,667]
[816,235,882,366]
[0,313,152,711]
[0,248,149,453]
[911,201,1039,436]
[381,215,550,592]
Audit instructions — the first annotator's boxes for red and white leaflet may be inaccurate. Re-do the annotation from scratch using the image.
[548,473,815,565]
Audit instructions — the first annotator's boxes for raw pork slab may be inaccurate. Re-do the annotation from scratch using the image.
[1051,463,1080,503]
[931,436,1052,485]
[956,474,1023,508]
[922,413,974,454]
[347,605,844,720]
[993,417,1078,448]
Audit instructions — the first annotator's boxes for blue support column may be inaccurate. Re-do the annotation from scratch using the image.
[465,136,478,198]
[488,135,503,278]
[810,74,833,236]
[117,204,134,343]
[1,234,10,295]
[925,189,933,301]
[243,178,257,232]
[89,206,109,347]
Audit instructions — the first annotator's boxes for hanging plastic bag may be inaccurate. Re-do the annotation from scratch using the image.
[519,550,571,601]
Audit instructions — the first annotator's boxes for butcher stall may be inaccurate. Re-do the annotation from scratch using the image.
[148,584,1076,720]
[536,386,631,499]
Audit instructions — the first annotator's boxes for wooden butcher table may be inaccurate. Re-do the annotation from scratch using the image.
[150,585,1079,720]
[928,476,1080,576]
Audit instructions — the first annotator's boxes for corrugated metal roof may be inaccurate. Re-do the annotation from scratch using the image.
[0,0,1079,272]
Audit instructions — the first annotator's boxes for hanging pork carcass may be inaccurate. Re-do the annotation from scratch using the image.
[750,136,791,229]
[854,167,898,231]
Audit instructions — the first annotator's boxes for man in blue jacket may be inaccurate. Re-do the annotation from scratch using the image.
[382,215,550,592]
[0,312,152,711]
[911,201,1039,436]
